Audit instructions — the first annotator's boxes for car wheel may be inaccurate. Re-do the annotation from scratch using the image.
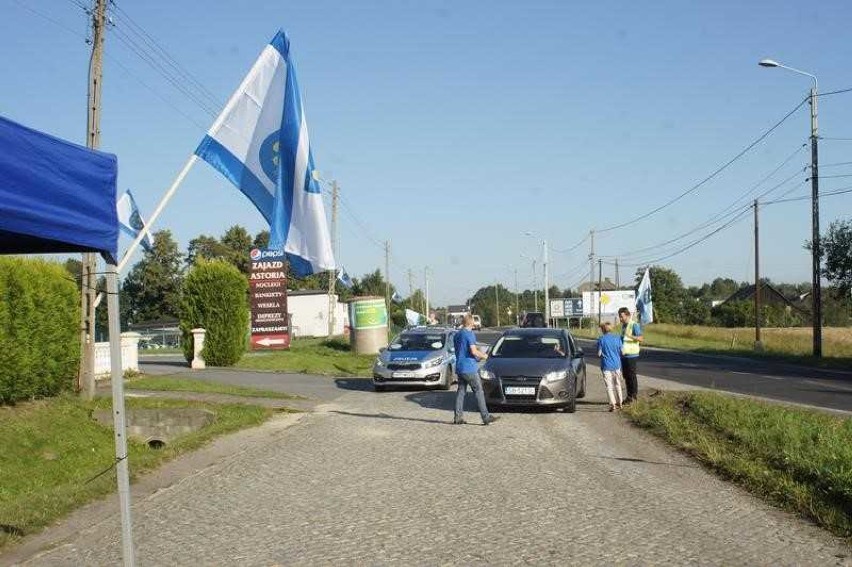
[565,386,577,413]
[373,384,386,392]
[577,371,587,399]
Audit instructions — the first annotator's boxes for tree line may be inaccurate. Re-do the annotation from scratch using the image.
[66,219,852,334]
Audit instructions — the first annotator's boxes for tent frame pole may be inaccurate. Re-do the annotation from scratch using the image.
[105,258,135,566]
[117,154,198,272]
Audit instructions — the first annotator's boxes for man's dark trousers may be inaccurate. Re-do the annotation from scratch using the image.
[621,356,638,400]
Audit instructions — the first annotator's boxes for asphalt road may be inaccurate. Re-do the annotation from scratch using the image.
[475,329,852,414]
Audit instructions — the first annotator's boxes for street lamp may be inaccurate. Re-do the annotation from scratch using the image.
[759,58,822,357]
[520,254,538,312]
[524,232,550,326]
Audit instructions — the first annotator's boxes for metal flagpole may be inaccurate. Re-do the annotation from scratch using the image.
[117,155,198,272]
[105,258,135,566]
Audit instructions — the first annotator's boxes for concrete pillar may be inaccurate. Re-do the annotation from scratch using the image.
[191,328,206,370]
[120,332,141,373]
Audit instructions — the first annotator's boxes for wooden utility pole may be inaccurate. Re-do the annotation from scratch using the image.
[615,258,620,289]
[597,258,603,323]
[588,230,595,329]
[754,199,763,351]
[326,181,339,337]
[407,268,414,298]
[424,266,430,322]
[514,267,519,326]
[495,281,500,327]
[80,0,108,399]
[384,240,390,317]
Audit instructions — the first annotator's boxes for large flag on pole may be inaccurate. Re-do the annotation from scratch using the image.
[116,190,153,252]
[636,268,654,324]
[194,30,334,276]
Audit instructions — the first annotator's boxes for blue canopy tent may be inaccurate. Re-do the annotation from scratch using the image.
[0,114,135,562]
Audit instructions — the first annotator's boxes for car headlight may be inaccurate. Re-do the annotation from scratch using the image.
[479,369,495,381]
[543,370,568,383]
[374,357,384,367]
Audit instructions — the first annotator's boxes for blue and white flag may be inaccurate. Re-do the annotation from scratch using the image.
[392,291,402,303]
[636,268,654,324]
[337,267,354,289]
[195,30,334,276]
[405,308,423,327]
[116,190,153,252]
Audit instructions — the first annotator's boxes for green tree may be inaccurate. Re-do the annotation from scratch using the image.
[121,230,184,325]
[180,259,249,366]
[186,225,255,275]
[469,284,517,327]
[820,219,852,298]
[253,230,270,249]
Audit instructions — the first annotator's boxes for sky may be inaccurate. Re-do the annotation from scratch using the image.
[2,0,852,305]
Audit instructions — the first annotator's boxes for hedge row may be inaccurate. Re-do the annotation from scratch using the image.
[0,257,80,404]
[180,259,249,366]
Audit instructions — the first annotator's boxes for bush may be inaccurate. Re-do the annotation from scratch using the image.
[0,257,80,403]
[180,259,248,366]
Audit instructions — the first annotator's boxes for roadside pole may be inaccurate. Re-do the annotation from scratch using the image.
[588,229,595,330]
[384,240,390,321]
[495,281,500,327]
[754,199,763,351]
[597,258,603,324]
[80,0,108,400]
[326,181,339,337]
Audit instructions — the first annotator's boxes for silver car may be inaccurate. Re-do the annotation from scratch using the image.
[372,327,457,391]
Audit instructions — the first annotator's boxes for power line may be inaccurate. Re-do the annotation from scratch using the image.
[617,208,753,268]
[763,185,852,205]
[596,96,809,234]
[108,1,223,109]
[599,145,807,261]
[817,86,852,97]
[550,233,589,254]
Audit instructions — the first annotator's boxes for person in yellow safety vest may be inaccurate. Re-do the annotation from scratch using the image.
[617,307,643,404]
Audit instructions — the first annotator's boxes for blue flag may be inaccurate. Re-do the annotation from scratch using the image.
[116,190,153,252]
[337,267,354,289]
[636,268,654,324]
[195,30,334,276]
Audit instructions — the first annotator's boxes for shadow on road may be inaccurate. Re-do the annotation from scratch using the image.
[329,410,449,425]
[140,360,190,369]
[333,378,374,392]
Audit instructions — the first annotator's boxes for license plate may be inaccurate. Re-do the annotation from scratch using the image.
[392,371,417,378]
[505,386,535,396]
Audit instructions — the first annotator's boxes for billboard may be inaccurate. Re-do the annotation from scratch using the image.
[350,298,389,330]
[550,298,584,318]
[550,299,565,318]
[249,248,290,350]
[582,290,636,317]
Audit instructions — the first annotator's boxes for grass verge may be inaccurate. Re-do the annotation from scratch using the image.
[236,336,374,377]
[572,324,852,368]
[126,376,302,399]
[624,391,852,539]
[0,395,275,549]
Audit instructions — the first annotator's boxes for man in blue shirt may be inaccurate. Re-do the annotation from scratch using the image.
[453,313,499,425]
[618,307,643,405]
[596,322,624,411]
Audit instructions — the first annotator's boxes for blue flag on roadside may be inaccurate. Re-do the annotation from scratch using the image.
[337,267,354,289]
[636,268,654,324]
[116,190,153,252]
[195,30,334,276]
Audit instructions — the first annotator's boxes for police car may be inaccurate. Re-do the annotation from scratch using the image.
[372,327,457,391]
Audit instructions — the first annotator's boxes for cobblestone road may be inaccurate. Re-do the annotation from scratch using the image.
[17,372,852,566]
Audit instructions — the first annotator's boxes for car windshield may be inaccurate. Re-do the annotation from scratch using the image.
[491,335,567,358]
[389,334,446,351]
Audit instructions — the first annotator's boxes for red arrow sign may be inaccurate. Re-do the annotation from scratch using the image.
[251,333,290,350]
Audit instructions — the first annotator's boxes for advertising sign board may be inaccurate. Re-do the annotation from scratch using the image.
[249,248,290,350]
[582,290,636,317]
[550,299,565,318]
[565,298,584,317]
[351,298,388,330]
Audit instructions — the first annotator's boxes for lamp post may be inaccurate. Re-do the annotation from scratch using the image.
[524,232,550,326]
[759,58,822,357]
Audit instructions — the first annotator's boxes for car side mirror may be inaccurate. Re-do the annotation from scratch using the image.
[378,347,387,353]
[573,348,584,358]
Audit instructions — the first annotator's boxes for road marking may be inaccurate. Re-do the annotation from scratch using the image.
[803,379,852,393]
